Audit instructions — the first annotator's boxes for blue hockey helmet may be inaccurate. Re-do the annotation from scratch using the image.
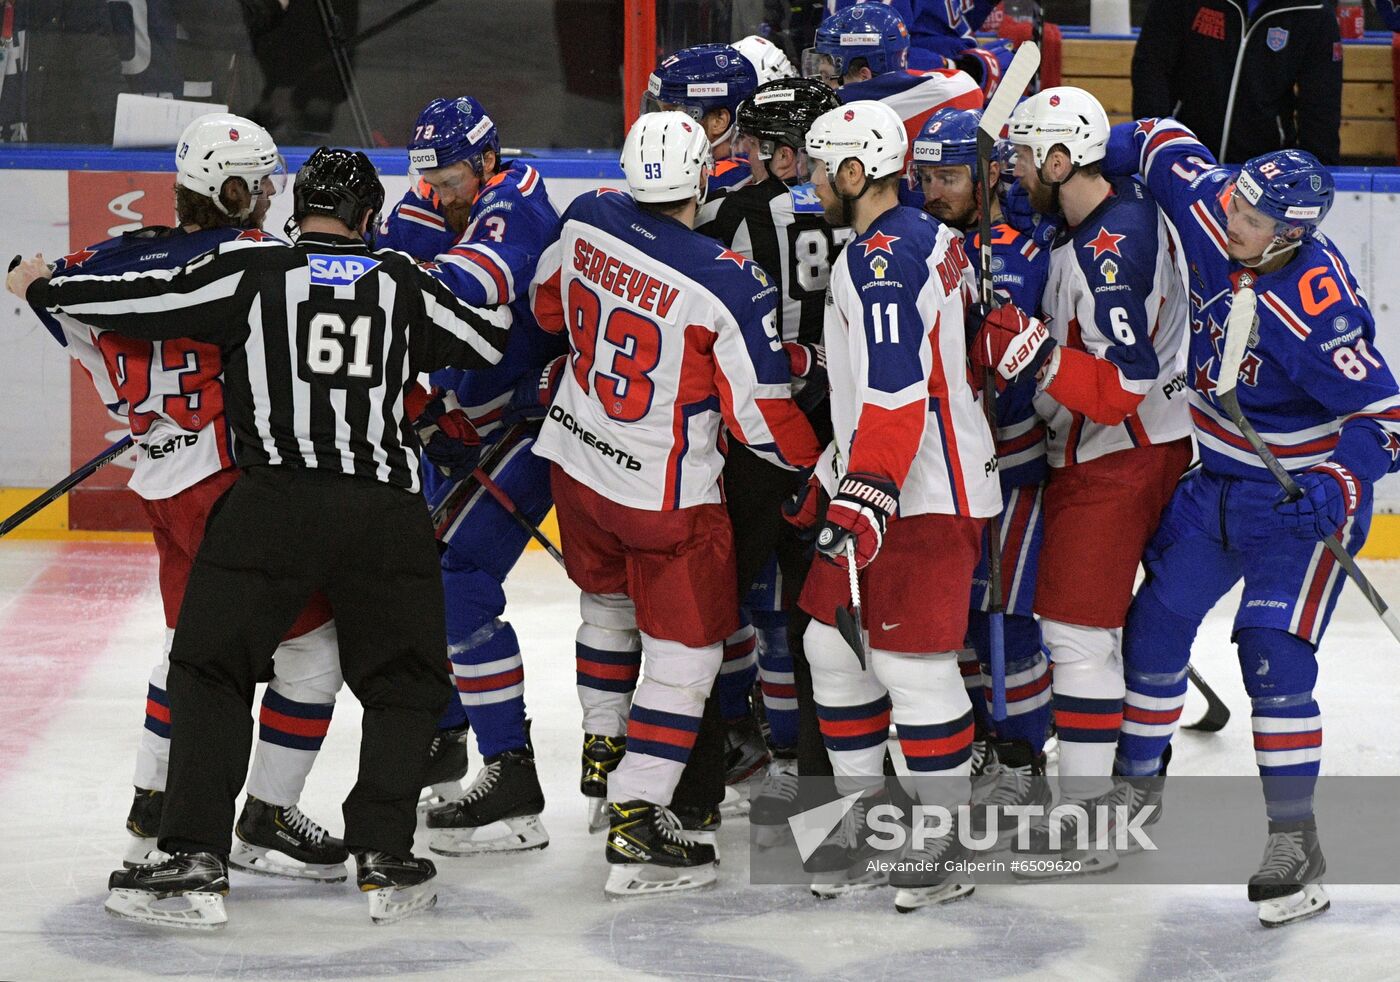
[912,107,982,171]
[407,96,500,175]
[1234,148,1335,235]
[646,44,758,122]
[805,4,909,83]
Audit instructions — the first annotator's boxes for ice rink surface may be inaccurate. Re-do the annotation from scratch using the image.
[3,540,1400,981]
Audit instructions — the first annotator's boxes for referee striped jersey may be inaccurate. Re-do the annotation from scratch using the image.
[697,176,850,346]
[27,231,511,493]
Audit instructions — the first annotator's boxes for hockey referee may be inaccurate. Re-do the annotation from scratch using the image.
[9,148,511,928]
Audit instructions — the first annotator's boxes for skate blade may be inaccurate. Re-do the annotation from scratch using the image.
[429,815,550,857]
[229,843,348,883]
[586,797,609,834]
[105,888,227,930]
[418,782,463,812]
[1258,884,1330,927]
[364,881,438,924]
[1010,848,1118,881]
[719,785,750,818]
[894,882,975,913]
[810,867,889,899]
[122,838,170,869]
[604,862,717,898]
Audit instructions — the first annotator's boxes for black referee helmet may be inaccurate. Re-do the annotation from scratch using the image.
[736,77,841,158]
[292,147,386,236]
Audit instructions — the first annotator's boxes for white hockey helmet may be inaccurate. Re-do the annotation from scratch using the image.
[1006,86,1109,169]
[805,100,907,181]
[175,113,285,219]
[733,34,798,85]
[620,111,714,204]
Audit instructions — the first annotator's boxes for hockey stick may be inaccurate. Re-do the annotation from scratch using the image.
[1183,663,1231,732]
[472,466,566,568]
[0,435,135,538]
[1218,282,1400,643]
[430,422,530,534]
[974,40,1041,721]
[835,538,867,670]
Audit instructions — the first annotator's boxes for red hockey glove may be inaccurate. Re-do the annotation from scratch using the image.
[1275,461,1362,541]
[406,383,481,479]
[970,304,1056,391]
[816,473,898,570]
[782,471,826,538]
[505,354,567,425]
[784,341,829,412]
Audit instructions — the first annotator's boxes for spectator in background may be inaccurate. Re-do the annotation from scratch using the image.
[1132,0,1342,165]
[0,0,125,143]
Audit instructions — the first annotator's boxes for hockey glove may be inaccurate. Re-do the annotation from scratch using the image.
[504,354,566,426]
[815,473,898,570]
[955,40,1012,101]
[406,383,481,479]
[970,304,1056,391]
[1275,461,1362,541]
[784,341,829,412]
[782,471,826,540]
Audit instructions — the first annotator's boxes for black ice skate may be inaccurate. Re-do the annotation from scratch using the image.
[1011,783,1127,879]
[807,791,891,899]
[123,786,169,868]
[891,813,976,912]
[105,851,229,930]
[604,799,718,898]
[427,747,549,856]
[230,796,348,882]
[750,753,799,849]
[720,715,771,818]
[970,740,1051,848]
[581,733,626,834]
[355,851,438,924]
[671,801,722,858]
[419,721,471,810]
[1248,819,1330,927]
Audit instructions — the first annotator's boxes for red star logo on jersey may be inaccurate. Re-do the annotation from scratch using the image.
[236,229,274,242]
[716,247,748,268]
[1192,359,1216,394]
[59,247,97,269]
[1133,119,1157,138]
[859,231,900,257]
[594,187,626,197]
[1084,227,1125,260]
[417,260,441,273]
[1385,432,1400,464]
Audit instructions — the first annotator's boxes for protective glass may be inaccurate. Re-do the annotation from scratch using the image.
[642,94,704,122]
[801,49,841,85]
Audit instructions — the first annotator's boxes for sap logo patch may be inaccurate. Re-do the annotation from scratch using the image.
[309,254,382,286]
[791,182,824,213]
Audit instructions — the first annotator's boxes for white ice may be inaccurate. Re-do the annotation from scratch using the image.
[2,541,1399,981]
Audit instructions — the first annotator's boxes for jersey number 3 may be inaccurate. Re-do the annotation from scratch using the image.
[566,280,661,422]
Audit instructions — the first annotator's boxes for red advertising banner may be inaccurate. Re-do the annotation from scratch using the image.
[66,172,177,531]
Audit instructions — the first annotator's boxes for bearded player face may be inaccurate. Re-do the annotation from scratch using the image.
[419,161,483,233]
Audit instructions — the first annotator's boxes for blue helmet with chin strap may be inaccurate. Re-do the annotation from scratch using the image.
[407,96,500,175]
[1235,148,1334,236]
[646,44,758,121]
[912,107,982,170]
[807,3,910,81]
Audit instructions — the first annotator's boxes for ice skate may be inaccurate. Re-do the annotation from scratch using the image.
[105,851,229,930]
[672,801,722,856]
[581,732,626,833]
[427,747,549,856]
[123,786,169,868]
[418,721,471,811]
[230,796,348,881]
[355,851,438,924]
[604,800,718,898]
[1010,785,1124,879]
[891,814,976,913]
[749,753,798,848]
[808,793,890,899]
[1249,820,1330,927]
[725,714,772,785]
[970,740,1051,849]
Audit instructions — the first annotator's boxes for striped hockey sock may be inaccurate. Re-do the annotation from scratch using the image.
[716,617,758,723]
[753,609,798,750]
[451,619,528,758]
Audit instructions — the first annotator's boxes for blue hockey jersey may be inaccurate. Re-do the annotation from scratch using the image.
[1105,118,1400,485]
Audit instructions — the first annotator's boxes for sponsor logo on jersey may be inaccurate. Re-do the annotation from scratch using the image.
[140,434,199,459]
[547,405,643,471]
[1100,258,1119,284]
[870,255,888,279]
[687,82,728,97]
[989,256,1005,273]
[571,239,681,322]
[1333,315,1350,332]
[308,254,382,286]
[1266,27,1289,51]
[751,265,769,287]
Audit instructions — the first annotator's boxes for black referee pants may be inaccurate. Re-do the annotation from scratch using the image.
[158,466,453,859]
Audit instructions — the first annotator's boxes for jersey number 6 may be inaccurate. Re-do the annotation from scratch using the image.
[567,279,662,422]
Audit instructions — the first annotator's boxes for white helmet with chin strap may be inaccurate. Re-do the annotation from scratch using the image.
[806,100,907,226]
[621,111,714,205]
[175,113,284,220]
[1006,86,1108,214]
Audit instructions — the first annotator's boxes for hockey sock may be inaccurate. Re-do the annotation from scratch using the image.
[576,592,642,737]
[967,612,1050,751]
[955,641,990,735]
[873,648,973,810]
[1116,586,1196,776]
[806,619,890,796]
[610,633,722,804]
[716,616,758,723]
[753,608,798,749]
[1043,619,1123,800]
[438,688,468,730]
[450,619,528,758]
[247,621,340,807]
[1238,627,1321,824]
[133,628,175,792]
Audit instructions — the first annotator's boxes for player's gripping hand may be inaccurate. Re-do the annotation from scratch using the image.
[1275,462,1362,541]
[782,471,826,540]
[970,304,1056,391]
[504,354,566,425]
[406,383,482,479]
[816,473,898,570]
[956,40,1012,101]
[784,341,828,410]
[6,254,51,299]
